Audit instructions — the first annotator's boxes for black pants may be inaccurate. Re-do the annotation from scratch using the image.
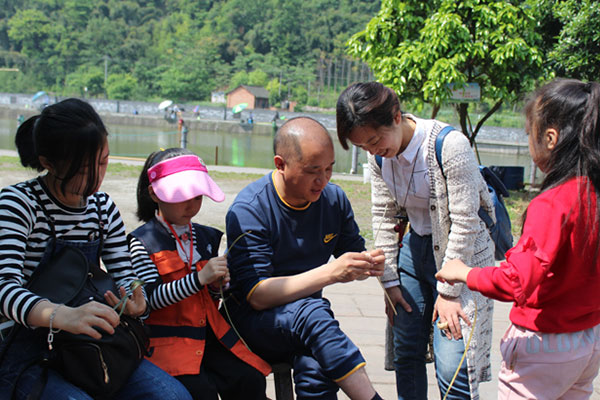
[175,326,267,400]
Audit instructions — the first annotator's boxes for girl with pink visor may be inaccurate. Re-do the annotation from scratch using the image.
[128,148,270,400]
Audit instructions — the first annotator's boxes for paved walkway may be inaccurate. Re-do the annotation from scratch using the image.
[264,276,600,400]
[1,150,597,399]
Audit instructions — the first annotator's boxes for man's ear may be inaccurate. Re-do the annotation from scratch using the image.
[545,128,559,150]
[274,155,285,171]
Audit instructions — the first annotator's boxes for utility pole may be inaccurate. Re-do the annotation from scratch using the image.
[279,70,282,100]
[103,55,110,97]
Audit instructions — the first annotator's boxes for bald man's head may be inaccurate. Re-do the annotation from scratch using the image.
[273,117,333,163]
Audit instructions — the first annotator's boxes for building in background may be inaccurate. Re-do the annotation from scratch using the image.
[226,85,269,109]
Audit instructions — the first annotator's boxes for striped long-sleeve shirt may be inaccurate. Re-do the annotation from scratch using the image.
[0,177,139,327]
[128,218,222,311]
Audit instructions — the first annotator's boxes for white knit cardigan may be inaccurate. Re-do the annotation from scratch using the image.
[371,117,494,399]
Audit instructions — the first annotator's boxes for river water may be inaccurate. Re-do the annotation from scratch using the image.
[0,115,534,180]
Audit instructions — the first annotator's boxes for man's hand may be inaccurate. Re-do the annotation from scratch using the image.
[327,249,384,283]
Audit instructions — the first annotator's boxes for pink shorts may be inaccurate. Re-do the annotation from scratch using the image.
[498,323,600,399]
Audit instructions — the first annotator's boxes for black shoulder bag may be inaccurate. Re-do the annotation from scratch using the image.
[24,187,150,399]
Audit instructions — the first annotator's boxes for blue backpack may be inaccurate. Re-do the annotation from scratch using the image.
[373,126,513,260]
[435,126,513,260]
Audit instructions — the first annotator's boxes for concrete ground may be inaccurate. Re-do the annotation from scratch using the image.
[1,150,598,399]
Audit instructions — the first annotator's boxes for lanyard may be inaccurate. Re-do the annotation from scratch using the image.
[165,221,194,271]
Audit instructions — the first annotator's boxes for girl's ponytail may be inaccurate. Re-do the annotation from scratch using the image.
[15,115,42,170]
[136,150,161,222]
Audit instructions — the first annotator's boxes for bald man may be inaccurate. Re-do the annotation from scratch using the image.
[225,117,385,400]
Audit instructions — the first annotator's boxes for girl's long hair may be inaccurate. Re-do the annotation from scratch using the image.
[524,79,600,242]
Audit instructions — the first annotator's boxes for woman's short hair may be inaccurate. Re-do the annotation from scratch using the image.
[336,82,401,150]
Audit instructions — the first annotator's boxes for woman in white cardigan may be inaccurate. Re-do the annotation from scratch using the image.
[336,82,494,400]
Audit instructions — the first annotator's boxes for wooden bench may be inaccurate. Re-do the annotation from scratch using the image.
[271,362,294,400]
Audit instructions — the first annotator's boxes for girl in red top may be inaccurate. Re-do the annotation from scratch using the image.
[436,78,600,399]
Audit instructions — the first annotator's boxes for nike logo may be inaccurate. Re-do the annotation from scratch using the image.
[323,233,337,244]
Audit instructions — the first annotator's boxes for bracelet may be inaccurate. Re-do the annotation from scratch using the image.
[47,304,63,350]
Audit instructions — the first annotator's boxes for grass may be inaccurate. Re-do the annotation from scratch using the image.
[505,189,537,236]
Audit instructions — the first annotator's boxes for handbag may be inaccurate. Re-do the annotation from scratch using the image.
[23,184,149,399]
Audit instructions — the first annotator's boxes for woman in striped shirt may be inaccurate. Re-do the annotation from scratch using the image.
[0,99,191,400]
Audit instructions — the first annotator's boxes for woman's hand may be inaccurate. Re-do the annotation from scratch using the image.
[105,283,146,318]
[42,301,120,340]
[433,294,471,340]
[385,286,412,324]
[198,255,228,286]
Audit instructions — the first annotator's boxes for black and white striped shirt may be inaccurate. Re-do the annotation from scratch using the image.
[128,229,204,311]
[0,177,139,327]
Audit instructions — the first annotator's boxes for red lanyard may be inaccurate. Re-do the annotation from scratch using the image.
[165,221,194,271]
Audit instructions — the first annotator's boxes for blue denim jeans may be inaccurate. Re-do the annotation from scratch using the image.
[6,357,192,400]
[392,230,469,400]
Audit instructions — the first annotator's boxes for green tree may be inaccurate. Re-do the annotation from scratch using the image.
[106,73,137,100]
[248,69,269,87]
[547,0,600,81]
[64,66,104,97]
[348,0,544,145]
[229,70,249,89]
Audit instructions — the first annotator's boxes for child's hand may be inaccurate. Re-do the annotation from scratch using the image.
[198,255,228,286]
[435,259,471,284]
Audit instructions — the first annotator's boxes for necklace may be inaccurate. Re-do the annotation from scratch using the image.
[390,146,420,246]
[165,221,194,270]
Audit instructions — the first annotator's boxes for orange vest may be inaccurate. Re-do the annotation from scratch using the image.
[135,222,271,377]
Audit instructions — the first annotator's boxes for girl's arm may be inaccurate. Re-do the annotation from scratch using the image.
[128,235,202,310]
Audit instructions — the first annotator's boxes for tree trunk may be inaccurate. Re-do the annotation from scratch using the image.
[431,103,440,119]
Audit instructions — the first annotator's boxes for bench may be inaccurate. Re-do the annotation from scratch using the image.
[271,362,294,400]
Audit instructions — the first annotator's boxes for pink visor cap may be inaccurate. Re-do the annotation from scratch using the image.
[148,155,225,203]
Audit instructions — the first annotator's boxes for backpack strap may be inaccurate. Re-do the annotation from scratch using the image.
[434,126,494,230]
[434,125,456,176]
[375,154,383,170]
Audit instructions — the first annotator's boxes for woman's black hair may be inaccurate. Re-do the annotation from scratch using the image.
[524,78,600,240]
[136,147,195,222]
[14,98,108,197]
[336,82,401,150]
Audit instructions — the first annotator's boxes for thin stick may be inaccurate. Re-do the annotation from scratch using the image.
[225,230,252,255]
[113,279,146,317]
[373,203,398,316]
[220,230,253,350]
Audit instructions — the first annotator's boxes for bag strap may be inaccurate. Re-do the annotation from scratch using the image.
[434,125,456,177]
[375,154,383,170]
[28,178,104,260]
[434,129,500,230]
